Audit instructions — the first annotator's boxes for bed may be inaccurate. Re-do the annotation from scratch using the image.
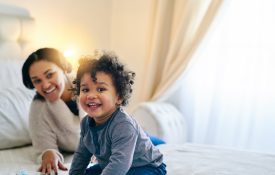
[132,102,275,175]
[1,4,275,175]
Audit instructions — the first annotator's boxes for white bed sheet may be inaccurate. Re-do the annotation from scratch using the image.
[158,143,275,175]
[1,143,275,175]
[0,146,73,175]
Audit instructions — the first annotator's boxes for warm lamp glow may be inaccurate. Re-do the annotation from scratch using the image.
[63,48,78,70]
[63,49,75,58]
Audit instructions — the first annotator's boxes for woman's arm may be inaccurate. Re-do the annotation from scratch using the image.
[29,100,62,161]
[29,100,66,174]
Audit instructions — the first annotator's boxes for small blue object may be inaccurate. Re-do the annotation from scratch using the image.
[16,170,29,175]
[149,135,166,145]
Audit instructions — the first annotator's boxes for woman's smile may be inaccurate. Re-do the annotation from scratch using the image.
[44,86,56,94]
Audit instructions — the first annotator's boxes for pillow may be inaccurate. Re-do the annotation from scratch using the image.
[0,87,35,149]
[131,102,187,144]
[0,60,25,89]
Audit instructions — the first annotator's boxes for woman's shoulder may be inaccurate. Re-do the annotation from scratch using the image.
[29,99,48,121]
[30,98,46,109]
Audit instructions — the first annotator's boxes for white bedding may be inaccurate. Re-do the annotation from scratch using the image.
[158,143,275,175]
[0,143,275,175]
[0,146,73,175]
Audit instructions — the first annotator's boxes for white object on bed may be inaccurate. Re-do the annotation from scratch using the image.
[132,102,187,144]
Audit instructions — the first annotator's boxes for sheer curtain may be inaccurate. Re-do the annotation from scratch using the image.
[167,0,275,153]
[141,0,223,101]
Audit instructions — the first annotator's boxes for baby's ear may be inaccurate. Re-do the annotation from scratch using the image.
[116,98,123,106]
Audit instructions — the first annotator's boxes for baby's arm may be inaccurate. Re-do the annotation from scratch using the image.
[101,122,138,175]
[69,141,92,175]
[69,118,93,175]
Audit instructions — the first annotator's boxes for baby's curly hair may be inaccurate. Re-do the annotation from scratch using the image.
[74,51,135,106]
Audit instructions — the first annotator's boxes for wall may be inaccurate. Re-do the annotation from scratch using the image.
[0,0,112,56]
[110,0,154,111]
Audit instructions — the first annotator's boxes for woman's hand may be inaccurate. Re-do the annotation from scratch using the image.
[39,150,68,174]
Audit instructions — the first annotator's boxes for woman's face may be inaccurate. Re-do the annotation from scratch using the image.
[29,60,66,102]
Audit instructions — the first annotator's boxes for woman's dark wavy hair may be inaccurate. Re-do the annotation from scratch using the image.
[22,47,72,100]
[74,51,135,106]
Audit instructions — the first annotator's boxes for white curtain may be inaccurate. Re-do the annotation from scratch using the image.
[141,0,223,101]
[167,0,275,154]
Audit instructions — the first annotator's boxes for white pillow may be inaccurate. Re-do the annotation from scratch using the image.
[0,60,25,89]
[132,102,187,144]
[0,87,35,149]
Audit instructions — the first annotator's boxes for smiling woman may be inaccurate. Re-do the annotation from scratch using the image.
[21,47,86,174]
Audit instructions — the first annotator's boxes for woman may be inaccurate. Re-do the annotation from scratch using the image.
[22,48,85,174]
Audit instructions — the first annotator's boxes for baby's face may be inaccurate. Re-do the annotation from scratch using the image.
[79,72,122,125]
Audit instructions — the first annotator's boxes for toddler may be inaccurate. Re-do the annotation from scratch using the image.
[69,51,166,175]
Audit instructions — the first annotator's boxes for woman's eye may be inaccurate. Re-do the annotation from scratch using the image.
[32,79,41,84]
[46,72,54,79]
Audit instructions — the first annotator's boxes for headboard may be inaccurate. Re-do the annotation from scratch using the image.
[0,4,35,89]
[0,4,35,150]
[0,3,35,60]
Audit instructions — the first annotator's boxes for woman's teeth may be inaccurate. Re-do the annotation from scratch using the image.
[45,87,55,94]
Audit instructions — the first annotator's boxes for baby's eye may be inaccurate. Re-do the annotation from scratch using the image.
[97,87,106,92]
[81,88,89,93]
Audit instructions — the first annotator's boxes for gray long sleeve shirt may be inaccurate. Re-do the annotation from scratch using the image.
[69,107,163,175]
